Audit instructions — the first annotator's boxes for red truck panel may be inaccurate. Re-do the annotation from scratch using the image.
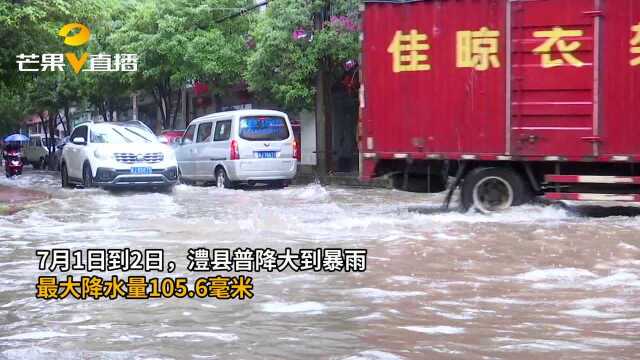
[363,0,507,156]
[362,0,640,172]
[510,0,595,157]
[601,0,640,156]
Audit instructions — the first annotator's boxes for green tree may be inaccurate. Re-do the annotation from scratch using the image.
[0,0,70,132]
[0,0,108,136]
[245,0,360,112]
[111,0,253,131]
[0,84,27,135]
[84,1,135,123]
[0,0,113,167]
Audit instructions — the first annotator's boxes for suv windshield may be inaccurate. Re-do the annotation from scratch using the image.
[91,126,157,144]
[239,116,289,141]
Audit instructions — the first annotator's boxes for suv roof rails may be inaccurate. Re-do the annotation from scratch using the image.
[101,120,154,133]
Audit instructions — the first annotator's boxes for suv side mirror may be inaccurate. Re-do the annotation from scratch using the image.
[72,137,86,145]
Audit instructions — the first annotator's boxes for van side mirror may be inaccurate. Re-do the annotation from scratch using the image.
[72,137,86,145]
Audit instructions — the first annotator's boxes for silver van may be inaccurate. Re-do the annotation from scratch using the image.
[23,134,60,169]
[175,110,298,188]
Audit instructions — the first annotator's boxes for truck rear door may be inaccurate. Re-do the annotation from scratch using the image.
[599,1,640,157]
[510,0,598,157]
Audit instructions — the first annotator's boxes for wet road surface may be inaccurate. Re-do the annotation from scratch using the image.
[0,170,639,359]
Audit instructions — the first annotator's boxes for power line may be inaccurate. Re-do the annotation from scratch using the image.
[216,0,269,23]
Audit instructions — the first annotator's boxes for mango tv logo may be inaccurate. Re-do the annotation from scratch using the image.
[58,23,91,73]
[16,23,137,74]
[59,22,91,46]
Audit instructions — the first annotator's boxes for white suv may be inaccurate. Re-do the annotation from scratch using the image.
[61,121,178,190]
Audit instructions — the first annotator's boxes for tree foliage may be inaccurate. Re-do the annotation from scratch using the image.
[245,0,360,112]
[0,0,109,134]
[110,0,253,130]
[0,0,362,135]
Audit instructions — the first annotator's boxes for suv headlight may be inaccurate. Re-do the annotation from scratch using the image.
[94,148,112,160]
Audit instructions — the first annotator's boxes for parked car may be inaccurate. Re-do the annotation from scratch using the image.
[52,136,69,171]
[158,130,185,147]
[175,110,298,188]
[23,134,59,169]
[60,121,178,190]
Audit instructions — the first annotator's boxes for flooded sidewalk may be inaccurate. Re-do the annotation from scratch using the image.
[0,184,50,215]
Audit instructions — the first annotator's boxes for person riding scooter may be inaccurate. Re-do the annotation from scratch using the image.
[3,142,24,177]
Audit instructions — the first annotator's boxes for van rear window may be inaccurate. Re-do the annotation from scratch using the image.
[239,116,289,141]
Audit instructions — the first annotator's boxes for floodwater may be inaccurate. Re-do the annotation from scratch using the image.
[0,171,639,359]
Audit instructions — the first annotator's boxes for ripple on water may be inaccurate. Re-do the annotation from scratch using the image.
[155,332,238,342]
[399,326,465,335]
[347,288,427,299]
[260,301,327,314]
[343,350,405,360]
[0,331,86,340]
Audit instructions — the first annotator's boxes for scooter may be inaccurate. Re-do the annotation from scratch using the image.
[3,148,23,177]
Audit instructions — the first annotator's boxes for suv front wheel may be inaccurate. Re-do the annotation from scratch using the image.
[61,164,72,188]
[82,163,95,189]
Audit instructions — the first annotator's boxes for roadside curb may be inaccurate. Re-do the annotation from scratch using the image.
[293,174,392,189]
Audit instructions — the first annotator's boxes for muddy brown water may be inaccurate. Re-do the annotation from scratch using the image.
[0,171,639,359]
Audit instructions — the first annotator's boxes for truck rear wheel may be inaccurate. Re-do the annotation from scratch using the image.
[461,167,530,213]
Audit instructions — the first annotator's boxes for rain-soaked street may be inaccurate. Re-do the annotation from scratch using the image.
[1,171,639,360]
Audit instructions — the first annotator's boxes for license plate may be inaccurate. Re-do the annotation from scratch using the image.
[130,166,152,175]
[257,151,277,159]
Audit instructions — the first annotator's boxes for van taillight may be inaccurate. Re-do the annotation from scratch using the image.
[292,138,300,161]
[230,139,239,160]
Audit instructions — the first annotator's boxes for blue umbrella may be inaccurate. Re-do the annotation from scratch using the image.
[4,134,29,143]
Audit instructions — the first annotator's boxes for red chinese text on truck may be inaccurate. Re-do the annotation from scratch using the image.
[360,0,640,212]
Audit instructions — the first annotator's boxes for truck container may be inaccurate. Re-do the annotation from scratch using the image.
[360,0,640,212]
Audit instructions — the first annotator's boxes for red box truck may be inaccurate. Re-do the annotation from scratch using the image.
[360,0,640,212]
